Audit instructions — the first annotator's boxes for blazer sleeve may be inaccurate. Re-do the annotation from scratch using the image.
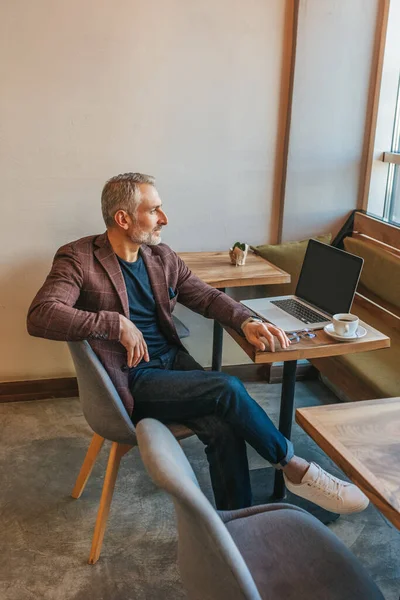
[27,244,120,342]
[175,255,252,334]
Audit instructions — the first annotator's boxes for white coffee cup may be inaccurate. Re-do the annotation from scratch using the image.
[332,313,359,337]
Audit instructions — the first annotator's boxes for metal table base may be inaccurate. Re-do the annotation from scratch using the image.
[211,287,225,372]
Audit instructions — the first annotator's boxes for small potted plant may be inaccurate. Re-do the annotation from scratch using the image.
[229,241,249,266]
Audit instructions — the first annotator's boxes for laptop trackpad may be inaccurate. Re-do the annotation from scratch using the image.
[255,305,303,332]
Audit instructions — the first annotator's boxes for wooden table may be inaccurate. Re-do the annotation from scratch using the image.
[224,320,390,518]
[177,250,290,289]
[177,251,290,370]
[296,397,400,530]
[225,320,390,365]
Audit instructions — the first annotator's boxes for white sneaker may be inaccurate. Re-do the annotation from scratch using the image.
[284,462,369,514]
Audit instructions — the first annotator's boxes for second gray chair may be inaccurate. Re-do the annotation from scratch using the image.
[68,340,193,564]
[136,418,384,600]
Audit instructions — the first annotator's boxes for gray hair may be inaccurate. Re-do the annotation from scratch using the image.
[101,172,156,227]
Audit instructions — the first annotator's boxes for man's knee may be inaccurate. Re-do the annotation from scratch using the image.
[212,372,245,397]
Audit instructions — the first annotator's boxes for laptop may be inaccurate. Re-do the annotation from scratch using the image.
[241,239,363,332]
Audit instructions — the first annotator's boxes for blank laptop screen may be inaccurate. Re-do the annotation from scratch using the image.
[295,240,363,316]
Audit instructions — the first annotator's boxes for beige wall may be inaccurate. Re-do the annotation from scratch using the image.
[281,0,381,241]
[0,0,288,380]
[0,1,385,380]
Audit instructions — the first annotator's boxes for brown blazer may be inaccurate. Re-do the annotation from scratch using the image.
[27,232,252,415]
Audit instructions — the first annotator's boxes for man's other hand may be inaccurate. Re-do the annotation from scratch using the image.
[242,321,290,353]
[119,315,150,367]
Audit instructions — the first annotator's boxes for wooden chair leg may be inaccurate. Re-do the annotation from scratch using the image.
[72,433,105,499]
[89,442,133,564]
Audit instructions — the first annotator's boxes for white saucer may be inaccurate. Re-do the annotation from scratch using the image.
[324,323,367,342]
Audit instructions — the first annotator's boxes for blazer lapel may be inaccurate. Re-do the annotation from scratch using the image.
[140,245,171,328]
[94,232,129,318]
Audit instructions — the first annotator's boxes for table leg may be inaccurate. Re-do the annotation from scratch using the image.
[211,287,225,371]
[265,359,340,525]
[273,360,297,500]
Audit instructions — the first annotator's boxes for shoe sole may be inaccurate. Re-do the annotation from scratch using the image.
[324,497,369,515]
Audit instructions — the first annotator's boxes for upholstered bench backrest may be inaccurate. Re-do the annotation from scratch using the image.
[344,237,400,311]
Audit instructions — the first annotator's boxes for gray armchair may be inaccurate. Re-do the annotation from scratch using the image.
[68,340,193,564]
[136,418,384,600]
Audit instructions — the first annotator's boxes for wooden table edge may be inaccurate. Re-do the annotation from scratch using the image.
[295,407,400,530]
[205,274,290,288]
[223,325,390,364]
[296,397,400,413]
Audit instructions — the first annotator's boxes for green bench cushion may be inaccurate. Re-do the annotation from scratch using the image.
[336,303,400,398]
[343,237,400,311]
[252,234,332,296]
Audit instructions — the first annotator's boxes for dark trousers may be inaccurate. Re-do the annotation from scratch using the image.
[130,347,293,510]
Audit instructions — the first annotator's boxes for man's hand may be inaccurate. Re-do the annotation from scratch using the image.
[242,321,290,352]
[119,315,150,367]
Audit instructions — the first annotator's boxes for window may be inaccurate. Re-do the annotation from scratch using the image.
[382,74,400,225]
[367,0,400,226]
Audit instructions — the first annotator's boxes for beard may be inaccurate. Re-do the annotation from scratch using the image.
[128,227,162,246]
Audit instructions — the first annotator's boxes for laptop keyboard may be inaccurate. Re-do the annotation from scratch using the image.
[271,299,326,325]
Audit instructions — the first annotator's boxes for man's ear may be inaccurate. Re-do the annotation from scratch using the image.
[114,210,131,230]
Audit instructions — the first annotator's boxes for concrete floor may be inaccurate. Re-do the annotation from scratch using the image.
[1,380,399,600]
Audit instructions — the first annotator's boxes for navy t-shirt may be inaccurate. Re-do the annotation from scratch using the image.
[117,253,172,360]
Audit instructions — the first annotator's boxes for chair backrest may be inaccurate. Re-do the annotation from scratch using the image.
[68,341,137,445]
[136,418,262,600]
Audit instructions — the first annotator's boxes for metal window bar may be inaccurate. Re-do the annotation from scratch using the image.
[389,166,400,224]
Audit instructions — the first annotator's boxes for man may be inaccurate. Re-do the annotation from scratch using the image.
[27,172,368,514]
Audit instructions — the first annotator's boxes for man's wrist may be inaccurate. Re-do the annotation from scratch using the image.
[240,316,264,332]
[118,314,126,340]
